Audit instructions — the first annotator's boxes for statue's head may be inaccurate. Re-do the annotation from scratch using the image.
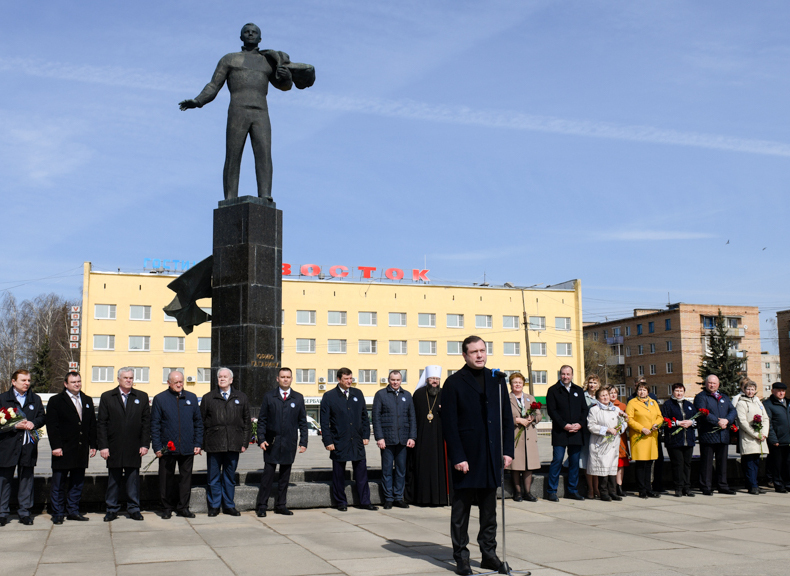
[240,23,262,46]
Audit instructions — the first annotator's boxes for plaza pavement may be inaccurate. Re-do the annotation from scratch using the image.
[4,487,789,576]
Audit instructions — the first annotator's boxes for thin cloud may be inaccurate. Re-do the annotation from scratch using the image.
[602,230,716,241]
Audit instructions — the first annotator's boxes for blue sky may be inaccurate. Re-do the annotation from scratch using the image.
[1,1,787,351]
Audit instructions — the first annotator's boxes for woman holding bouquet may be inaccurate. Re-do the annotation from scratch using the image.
[661,383,698,497]
[626,381,663,498]
[587,386,626,501]
[581,375,601,498]
[507,373,542,502]
[736,379,769,495]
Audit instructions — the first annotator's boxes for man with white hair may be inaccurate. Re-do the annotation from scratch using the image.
[407,365,449,506]
[693,374,737,495]
[98,368,150,521]
[201,368,252,516]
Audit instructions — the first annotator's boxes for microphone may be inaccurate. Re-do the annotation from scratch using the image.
[491,368,507,379]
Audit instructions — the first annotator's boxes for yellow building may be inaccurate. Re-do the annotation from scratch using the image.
[80,262,584,419]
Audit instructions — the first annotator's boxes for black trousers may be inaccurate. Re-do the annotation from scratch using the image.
[331,459,371,506]
[106,467,140,513]
[450,487,497,564]
[768,444,790,489]
[50,468,86,517]
[633,460,654,494]
[653,439,665,490]
[159,454,194,512]
[699,443,729,491]
[257,462,292,512]
[667,446,693,491]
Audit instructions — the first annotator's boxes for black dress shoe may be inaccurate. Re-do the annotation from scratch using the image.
[455,559,473,576]
[775,486,787,493]
[0,517,7,527]
[20,516,34,525]
[480,556,503,571]
[223,507,241,516]
[393,500,409,509]
[513,492,523,502]
[383,501,393,510]
[718,488,736,495]
[67,514,89,521]
[647,491,661,498]
[639,491,648,499]
[103,512,118,522]
[360,504,378,511]
[524,492,537,502]
[129,512,144,521]
[274,508,293,516]
[337,505,347,512]
[701,489,712,496]
[748,487,760,495]
[674,490,683,498]
[52,516,64,525]
[616,485,627,497]
[566,492,585,501]
[546,493,559,502]
[176,509,195,518]
[256,509,267,517]
[161,510,172,519]
[207,508,219,517]
[685,491,695,497]
[610,494,622,501]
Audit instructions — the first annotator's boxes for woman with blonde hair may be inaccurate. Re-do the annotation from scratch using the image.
[581,374,601,498]
[626,380,663,498]
[736,379,769,495]
[506,372,542,501]
[587,386,626,501]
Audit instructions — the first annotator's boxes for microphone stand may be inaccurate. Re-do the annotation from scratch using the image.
[477,369,531,576]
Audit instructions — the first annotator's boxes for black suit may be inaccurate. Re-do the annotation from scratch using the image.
[545,380,588,495]
[441,365,514,566]
[0,388,45,520]
[97,387,151,514]
[46,390,97,517]
[256,387,308,512]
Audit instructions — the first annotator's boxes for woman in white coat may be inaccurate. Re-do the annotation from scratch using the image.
[736,379,769,495]
[587,386,626,502]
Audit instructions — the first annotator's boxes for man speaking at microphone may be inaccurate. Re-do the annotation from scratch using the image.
[442,336,514,575]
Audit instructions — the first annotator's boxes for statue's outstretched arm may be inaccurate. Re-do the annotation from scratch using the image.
[179,56,230,110]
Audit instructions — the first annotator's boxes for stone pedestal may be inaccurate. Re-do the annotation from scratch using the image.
[212,196,281,405]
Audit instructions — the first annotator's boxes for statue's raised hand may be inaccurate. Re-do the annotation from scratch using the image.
[179,99,200,111]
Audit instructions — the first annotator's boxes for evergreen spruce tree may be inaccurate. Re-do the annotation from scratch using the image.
[30,335,54,394]
[698,310,746,397]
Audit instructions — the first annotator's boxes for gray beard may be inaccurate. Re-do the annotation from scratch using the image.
[427,386,439,397]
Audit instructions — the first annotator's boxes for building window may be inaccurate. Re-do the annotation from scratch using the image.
[636,324,643,335]
[93,335,115,350]
[556,317,571,331]
[328,339,347,354]
[447,314,464,328]
[626,366,632,377]
[128,336,150,352]
[164,311,177,322]
[132,367,149,383]
[419,313,436,328]
[358,312,377,326]
[766,362,771,369]
[129,305,151,321]
[625,346,631,357]
[625,326,631,336]
[389,340,407,355]
[665,319,671,331]
[419,341,437,355]
[616,384,626,398]
[503,316,519,329]
[327,369,337,383]
[197,368,211,383]
[593,332,598,341]
[196,337,211,352]
[612,327,621,337]
[295,369,315,384]
[164,336,185,352]
[638,345,644,355]
[727,317,738,328]
[664,340,671,352]
[94,304,116,320]
[666,362,673,374]
[358,369,377,384]
[650,385,657,396]
[388,312,406,327]
[92,366,114,382]
[328,311,347,326]
[359,340,377,354]
[486,342,494,355]
[296,338,316,353]
[282,310,285,325]
[702,316,715,329]
[557,343,572,357]
[162,367,184,383]
[638,365,644,376]
[503,342,520,356]
[531,371,547,385]
[529,316,546,330]
[603,330,608,339]
[446,369,457,378]
[649,364,656,375]
[650,343,656,354]
[296,310,316,325]
[530,342,547,356]
[648,322,655,334]
[447,341,462,355]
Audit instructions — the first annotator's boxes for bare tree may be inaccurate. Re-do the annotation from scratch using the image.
[0,293,24,391]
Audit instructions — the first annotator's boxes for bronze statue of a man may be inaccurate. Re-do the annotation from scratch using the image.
[179,23,315,201]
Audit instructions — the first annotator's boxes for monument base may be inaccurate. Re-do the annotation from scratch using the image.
[211,197,282,405]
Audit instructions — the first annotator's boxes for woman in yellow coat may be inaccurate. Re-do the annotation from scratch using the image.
[626,381,663,499]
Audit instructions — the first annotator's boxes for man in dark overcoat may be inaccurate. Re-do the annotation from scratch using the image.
[97,367,150,521]
[0,369,46,526]
[442,336,514,576]
[320,367,377,511]
[546,365,588,501]
[255,367,307,517]
[764,382,790,492]
[46,371,97,523]
[694,374,737,495]
[201,367,251,516]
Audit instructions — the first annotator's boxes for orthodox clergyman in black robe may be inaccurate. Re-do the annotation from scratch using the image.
[406,365,449,506]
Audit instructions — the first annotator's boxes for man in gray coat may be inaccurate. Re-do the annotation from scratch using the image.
[372,370,416,509]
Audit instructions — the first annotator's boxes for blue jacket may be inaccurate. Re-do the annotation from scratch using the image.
[693,390,736,445]
[320,385,370,462]
[764,395,790,446]
[661,398,697,448]
[372,386,417,446]
[151,389,203,455]
[258,388,308,465]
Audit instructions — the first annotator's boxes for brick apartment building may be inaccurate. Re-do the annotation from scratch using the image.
[583,303,761,401]
[778,309,790,385]
[760,352,781,395]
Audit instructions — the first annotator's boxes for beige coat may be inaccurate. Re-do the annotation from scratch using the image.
[507,393,542,471]
[736,395,770,456]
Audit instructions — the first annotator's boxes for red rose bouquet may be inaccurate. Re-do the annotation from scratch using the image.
[514,401,542,446]
[634,418,671,445]
[143,440,177,472]
[0,407,24,432]
[670,408,708,436]
[752,414,764,455]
